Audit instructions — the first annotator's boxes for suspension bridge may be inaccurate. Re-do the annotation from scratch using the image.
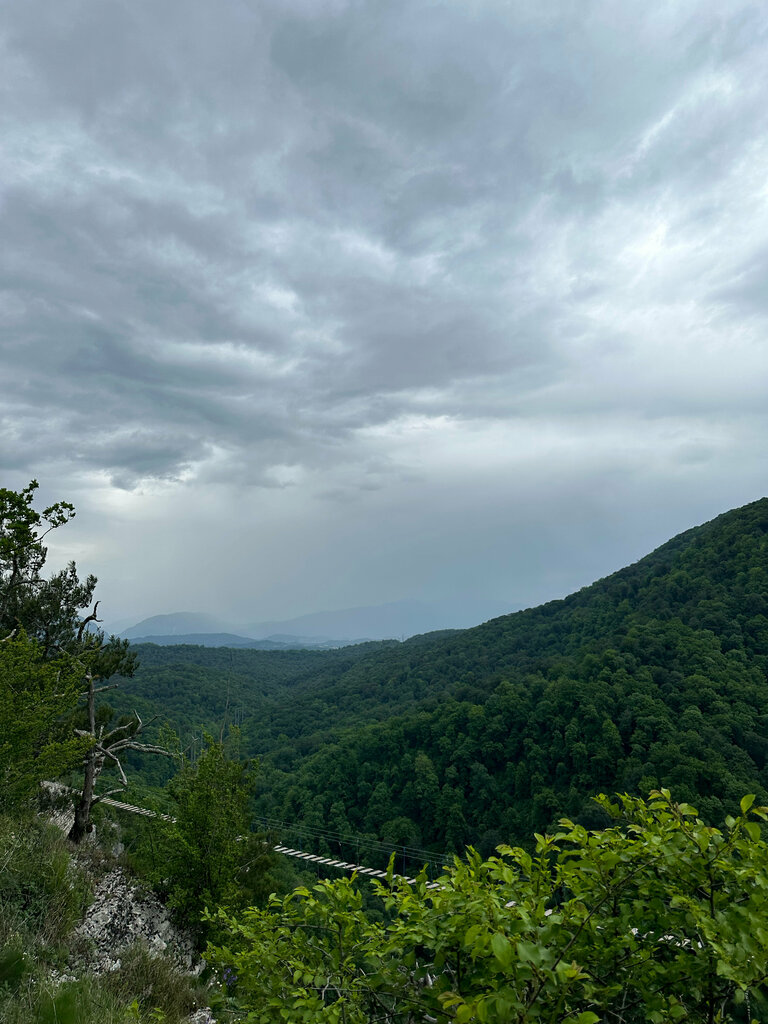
[52,787,449,887]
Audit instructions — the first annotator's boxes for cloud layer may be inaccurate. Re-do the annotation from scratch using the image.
[2,0,767,623]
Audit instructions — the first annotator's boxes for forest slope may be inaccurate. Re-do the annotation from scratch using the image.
[117,498,768,854]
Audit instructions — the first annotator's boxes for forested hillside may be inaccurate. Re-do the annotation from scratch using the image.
[5,479,768,1022]
[116,498,768,855]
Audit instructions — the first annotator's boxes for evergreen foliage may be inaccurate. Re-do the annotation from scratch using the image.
[132,735,283,941]
[0,632,87,810]
[0,480,148,835]
[0,480,91,656]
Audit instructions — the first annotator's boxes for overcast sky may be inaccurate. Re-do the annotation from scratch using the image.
[2,0,767,630]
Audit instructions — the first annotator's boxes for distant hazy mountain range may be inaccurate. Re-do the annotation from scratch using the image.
[112,599,511,649]
[121,632,324,650]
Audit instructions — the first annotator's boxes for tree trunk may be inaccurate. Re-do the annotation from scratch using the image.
[66,671,170,842]
[68,669,98,844]
[68,749,96,843]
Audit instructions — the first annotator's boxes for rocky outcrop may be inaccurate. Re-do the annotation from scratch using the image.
[41,787,216,1022]
[68,866,216,1023]
[72,868,199,976]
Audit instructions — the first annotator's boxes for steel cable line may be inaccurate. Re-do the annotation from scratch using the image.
[45,784,450,885]
[253,814,453,872]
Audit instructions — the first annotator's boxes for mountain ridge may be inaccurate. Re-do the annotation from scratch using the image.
[115,598,511,647]
[115,497,768,854]
[126,632,358,650]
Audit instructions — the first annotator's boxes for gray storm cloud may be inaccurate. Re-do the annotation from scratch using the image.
[1,0,767,623]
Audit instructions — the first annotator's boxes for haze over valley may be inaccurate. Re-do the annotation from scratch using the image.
[111,597,513,648]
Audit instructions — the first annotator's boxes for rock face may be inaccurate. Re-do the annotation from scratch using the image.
[41,786,217,1022]
[73,868,199,976]
[69,865,216,1023]
[187,1012,216,1024]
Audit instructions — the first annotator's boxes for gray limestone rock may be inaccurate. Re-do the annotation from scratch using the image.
[72,868,199,976]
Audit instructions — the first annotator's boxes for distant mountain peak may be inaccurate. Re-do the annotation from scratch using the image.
[116,598,511,647]
[120,612,228,639]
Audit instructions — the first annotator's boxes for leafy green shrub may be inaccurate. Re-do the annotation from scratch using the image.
[132,735,280,942]
[209,791,768,1023]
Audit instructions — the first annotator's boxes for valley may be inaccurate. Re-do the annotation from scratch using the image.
[5,481,768,1021]
[112,497,768,861]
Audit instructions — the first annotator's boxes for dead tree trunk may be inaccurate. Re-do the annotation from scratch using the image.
[68,749,98,843]
[68,668,100,843]
[67,669,171,843]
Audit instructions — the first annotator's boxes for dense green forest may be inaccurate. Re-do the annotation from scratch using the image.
[113,498,768,861]
[5,480,768,1021]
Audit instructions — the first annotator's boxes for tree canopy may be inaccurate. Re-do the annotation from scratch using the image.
[0,480,95,656]
[0,480,138,825]
[209,791,768,1023]
[109,498,768,860]
[0,631,86,810]
[136,734,280,937]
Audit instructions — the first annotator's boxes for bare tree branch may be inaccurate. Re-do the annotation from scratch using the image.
[100,719,140,744]
[93,682,121,695]
[124,741,176,757]
[76,600,101,643]
[101,746,129,787]
[91,787,131,806]
[69,680,170,842]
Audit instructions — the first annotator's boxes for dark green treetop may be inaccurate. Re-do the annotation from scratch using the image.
[0,480,97,656]
[0,480,139,822]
